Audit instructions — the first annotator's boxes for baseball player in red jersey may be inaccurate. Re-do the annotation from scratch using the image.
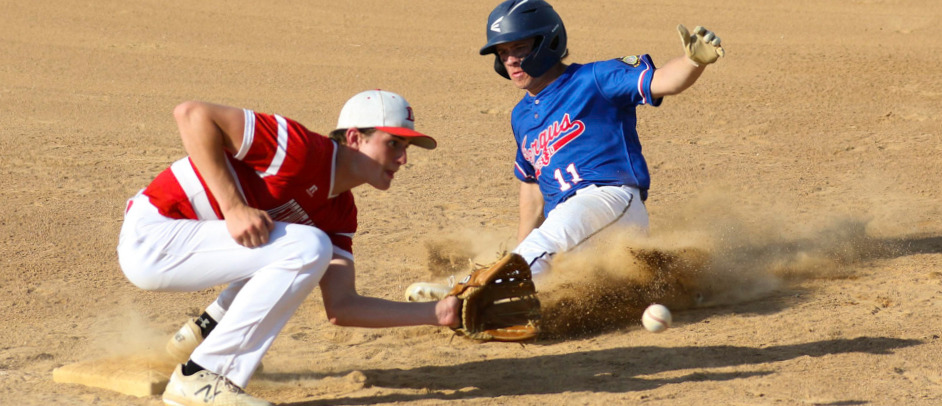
[117,90,460,406]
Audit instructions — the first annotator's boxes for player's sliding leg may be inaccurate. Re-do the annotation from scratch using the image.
[513,185,649,277]
[404,185,648,300]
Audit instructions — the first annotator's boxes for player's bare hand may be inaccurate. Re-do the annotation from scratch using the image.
[435,296,461,328]
[225,205,274,248]
[677,25,725,67]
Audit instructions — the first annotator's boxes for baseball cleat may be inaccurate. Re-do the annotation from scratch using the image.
[166,318,264,373]
[404,282,451,302]
[166,319,202,364]
[162,364,272,406]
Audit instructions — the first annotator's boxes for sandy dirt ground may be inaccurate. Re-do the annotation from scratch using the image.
[2,0,941,404]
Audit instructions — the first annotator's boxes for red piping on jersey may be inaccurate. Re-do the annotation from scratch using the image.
[638,58,652,105]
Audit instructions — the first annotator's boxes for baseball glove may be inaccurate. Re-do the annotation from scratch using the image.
[448,253,541,342]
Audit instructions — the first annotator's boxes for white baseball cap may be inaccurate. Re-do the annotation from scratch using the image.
[336,90,437,150]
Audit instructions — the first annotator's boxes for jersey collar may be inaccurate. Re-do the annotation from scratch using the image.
[523,63,580,102]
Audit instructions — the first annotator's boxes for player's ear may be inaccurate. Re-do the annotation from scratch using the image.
[345,128,362,149]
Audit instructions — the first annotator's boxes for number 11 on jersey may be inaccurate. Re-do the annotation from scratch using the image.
[554,163,583,191]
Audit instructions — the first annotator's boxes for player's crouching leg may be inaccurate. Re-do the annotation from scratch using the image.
[185,224,332,389]
[163,225,332,404]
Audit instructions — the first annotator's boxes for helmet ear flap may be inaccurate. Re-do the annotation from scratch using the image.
[494,54,510,80]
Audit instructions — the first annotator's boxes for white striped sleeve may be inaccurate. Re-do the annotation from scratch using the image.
[259,114,289,178]
[235,109,255,160]
[332,246,354,261]
[170,158,220,220]
[327,140,339,198]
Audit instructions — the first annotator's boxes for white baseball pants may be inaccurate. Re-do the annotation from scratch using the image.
[513,185,649,277]
[117,193,332,388]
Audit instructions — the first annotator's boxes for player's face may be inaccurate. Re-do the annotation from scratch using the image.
[496,38,554,95]
[496,39,535,88]
[357,130,410,190]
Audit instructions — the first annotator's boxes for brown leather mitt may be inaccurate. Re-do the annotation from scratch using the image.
[448,253,541,342]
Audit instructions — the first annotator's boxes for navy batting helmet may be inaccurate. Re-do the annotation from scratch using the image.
[480,0,568,79]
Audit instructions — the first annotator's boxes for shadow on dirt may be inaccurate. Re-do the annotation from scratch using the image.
[885,235,942,256]
[273,336,921,405]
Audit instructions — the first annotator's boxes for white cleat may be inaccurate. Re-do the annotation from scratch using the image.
[162,364,272,406]
[404,282,451,302]
[166,318,263,373]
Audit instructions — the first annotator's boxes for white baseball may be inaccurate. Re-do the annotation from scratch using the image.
[641,304,672,333]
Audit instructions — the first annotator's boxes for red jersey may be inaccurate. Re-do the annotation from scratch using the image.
[143,110,357,259]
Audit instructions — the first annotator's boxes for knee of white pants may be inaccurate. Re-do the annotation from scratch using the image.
[513,228,559,277]
[116,241,162,291]
[283,226,333,274]
[119,263,163,291]
[119,262,164,291]
[515,228,559,258]
[206,227,331,319]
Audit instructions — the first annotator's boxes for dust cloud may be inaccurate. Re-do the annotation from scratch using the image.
[88,308,168,357]
[427,191,904,339]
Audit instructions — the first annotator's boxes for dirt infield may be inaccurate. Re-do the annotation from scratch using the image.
[2,0,941,404]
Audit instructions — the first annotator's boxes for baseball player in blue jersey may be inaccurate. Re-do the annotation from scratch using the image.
[487,0,724,277]
[406,0,725,301]
[486,0,725,278]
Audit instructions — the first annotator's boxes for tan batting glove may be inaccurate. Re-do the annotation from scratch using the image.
[677,24,725,67]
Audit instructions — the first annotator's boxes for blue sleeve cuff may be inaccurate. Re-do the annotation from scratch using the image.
[639,54,663,107]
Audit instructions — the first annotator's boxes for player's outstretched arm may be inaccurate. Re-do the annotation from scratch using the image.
[320,256,460,328]
[174,101,274,247]
[651,25,725,98]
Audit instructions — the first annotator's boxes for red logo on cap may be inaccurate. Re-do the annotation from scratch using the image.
[406,106,415,122]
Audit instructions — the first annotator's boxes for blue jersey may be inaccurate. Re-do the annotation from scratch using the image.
[511,54,662,216]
